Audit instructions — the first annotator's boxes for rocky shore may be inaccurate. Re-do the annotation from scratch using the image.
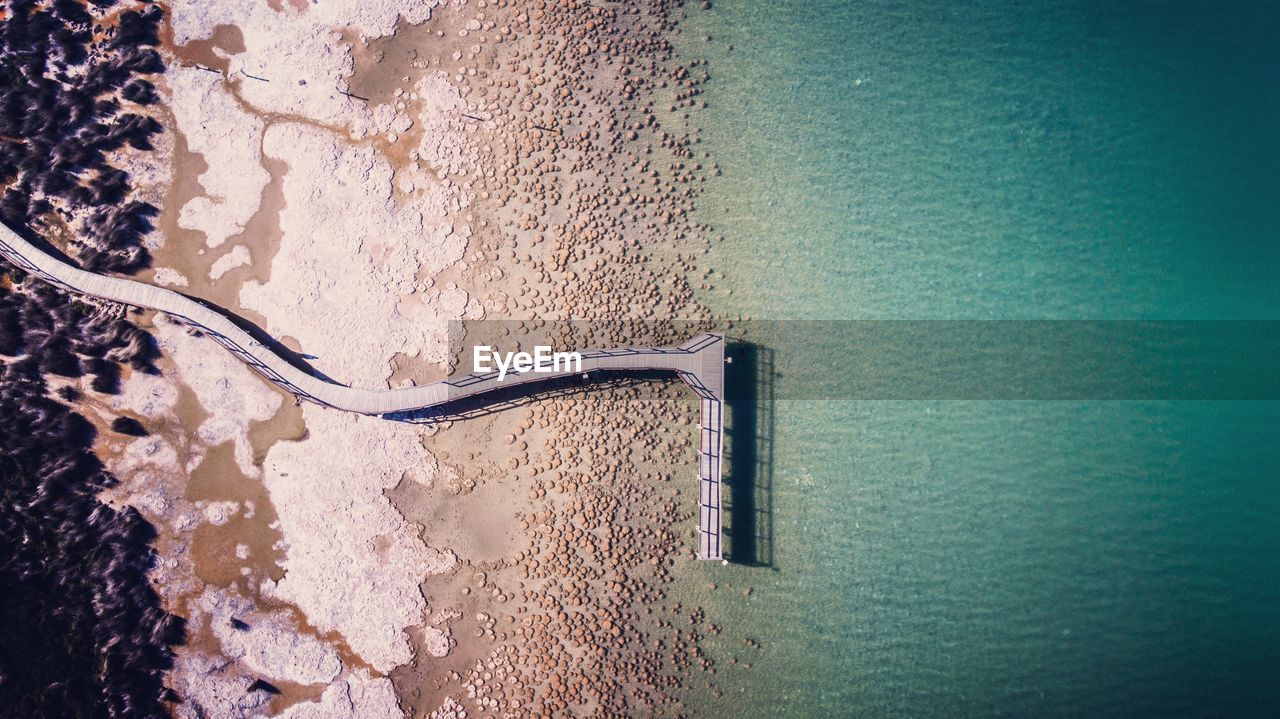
[3,0,729,716]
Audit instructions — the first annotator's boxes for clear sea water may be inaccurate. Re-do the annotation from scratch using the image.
[670,1,1280,717]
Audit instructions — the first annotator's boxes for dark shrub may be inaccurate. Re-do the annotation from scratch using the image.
[109,416,147,436]
[0,2,179,715]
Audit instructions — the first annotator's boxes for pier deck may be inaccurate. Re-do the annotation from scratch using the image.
[0,222,726,560]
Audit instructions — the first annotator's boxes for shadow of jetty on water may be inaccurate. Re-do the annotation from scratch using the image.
[723,341,776,568]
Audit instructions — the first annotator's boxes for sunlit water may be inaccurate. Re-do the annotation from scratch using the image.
[670,1,1280,716]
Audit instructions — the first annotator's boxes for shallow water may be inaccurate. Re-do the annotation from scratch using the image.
[673,1,1280,716]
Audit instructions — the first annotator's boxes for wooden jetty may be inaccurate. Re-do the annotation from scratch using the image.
[0,222,726,560]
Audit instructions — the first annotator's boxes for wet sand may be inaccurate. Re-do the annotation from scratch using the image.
[339,0,728,714]
[104,0,734,715]
[149,24,285,328]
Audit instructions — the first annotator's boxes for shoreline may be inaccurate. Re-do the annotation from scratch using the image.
[3,1,734,717]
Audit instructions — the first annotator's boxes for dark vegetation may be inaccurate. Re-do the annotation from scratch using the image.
[0,1,184,717]
[111,415,148,436]
[0,0,163,273]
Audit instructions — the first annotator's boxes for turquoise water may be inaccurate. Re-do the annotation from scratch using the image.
[672,1,1280,716]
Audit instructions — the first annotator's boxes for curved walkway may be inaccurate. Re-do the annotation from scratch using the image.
[0,221,725,559]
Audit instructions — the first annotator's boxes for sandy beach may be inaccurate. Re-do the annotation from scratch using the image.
[76,0,732,716]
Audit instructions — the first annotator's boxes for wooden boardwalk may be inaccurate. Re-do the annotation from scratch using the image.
[0,222,726,560]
